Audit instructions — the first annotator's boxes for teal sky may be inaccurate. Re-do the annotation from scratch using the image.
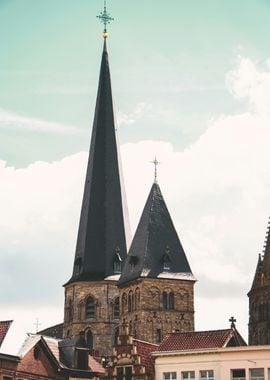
[1,0,270,166]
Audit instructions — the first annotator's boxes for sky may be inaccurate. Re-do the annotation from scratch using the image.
[1,0,270,351]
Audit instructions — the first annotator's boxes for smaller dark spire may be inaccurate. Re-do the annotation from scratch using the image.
[119,182,194,285]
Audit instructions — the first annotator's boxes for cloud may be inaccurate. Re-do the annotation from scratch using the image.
[2,56,270,339]
[0,108,79,134]
[226,57,270,115]
[116,102,151,127]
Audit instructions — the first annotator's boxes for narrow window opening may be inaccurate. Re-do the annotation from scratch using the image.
[162,291,168,310]
[113,297,120,319]
[85,296,95,319]
[113,247,122,274]
[156,328,162,343]
[169,292,174,310]
[85,329,93,350]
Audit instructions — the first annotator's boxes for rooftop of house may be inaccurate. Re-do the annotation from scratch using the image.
[38,322,63,339]
[18,333,105,376]
[157,328,247,352]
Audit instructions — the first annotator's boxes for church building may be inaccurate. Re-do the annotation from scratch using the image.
[62,4,195,358]
[248,218,270,345]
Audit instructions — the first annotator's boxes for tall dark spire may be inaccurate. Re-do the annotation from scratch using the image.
[67,40,128,284]
[119,182,194,285]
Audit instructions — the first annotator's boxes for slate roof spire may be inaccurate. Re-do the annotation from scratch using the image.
[249,217,270,291]
[67,38,128,284]
[119,181,194,285]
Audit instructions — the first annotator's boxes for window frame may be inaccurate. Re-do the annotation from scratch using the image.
[231,368,246,380]
[163,372,177,380]
[250,368,264,380]
[200,369,214,380]
[181,371,195,380]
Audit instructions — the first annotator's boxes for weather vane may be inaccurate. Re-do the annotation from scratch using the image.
[96,0,114,38]
[150,157,161,183]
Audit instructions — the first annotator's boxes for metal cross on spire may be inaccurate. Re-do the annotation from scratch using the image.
[150,157,160,183]
[229,316,236,328]
[96,0,114,38]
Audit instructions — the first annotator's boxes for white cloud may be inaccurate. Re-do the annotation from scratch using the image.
[2,56,270,344]
[227,57,270,115]
[0,108,79,134]
[116,102,151,127]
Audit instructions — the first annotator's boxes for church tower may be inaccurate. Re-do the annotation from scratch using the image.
[248,218,270,345]
[118,177,196,344]
[63,7,128,357]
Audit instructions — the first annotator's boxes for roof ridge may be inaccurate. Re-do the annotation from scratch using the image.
[166,328,232,335]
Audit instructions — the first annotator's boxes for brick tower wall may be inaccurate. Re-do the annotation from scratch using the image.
[63,280,120,357]
[119,277,195,344]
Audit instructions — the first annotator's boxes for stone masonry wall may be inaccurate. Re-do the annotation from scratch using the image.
[63,280,120,357]
[119,277,195,344]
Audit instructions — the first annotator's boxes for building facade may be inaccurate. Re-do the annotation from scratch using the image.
[154,345,269,380]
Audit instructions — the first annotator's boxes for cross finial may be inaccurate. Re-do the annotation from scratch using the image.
[96,0,114,39]
[34,318,41,333]
[229,316,236,328]
[150,157,160,183]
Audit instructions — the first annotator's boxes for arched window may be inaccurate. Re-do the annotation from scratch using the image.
[156,328,162,343]
[169,292,174,310]
[85,296,95,319]
[66,299,73,322]
[114,326,119,345]
[135,288,140,311]
[85,329,93,350]
[122,293,127,313]
[78,301,84,320]
[113,297,120,319]
[132,292,135,312]
[128,291,133,312]
[162,291,168,310]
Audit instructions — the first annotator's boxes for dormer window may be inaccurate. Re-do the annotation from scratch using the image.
[74,256,82,275]
[162,246,171,271]
[113,247,122,274]
[129,256,138,271]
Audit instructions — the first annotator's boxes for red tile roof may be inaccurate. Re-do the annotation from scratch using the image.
[158,329,247,352]
[134,339,159,372]
[0,320,12,347]
[88,355,105,374]
[43,336,60,363]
